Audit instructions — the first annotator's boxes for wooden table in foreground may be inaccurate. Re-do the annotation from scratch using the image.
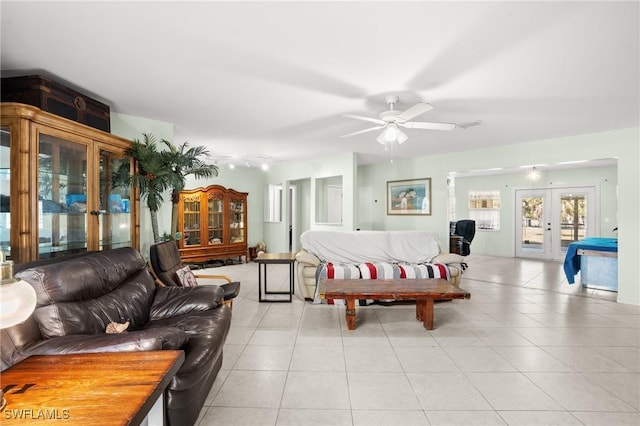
[0,350,184,426]
[319,278,470,330]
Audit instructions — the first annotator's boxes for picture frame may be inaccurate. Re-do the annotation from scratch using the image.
[387,178,431,215]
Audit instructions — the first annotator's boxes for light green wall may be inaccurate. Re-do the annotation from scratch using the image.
[453,166,618,256]
[183,166,266,249]
[110,113,175,258]
[111,111,639,305]
[265,152,357,252]
[357,127,639,305]
[111,112,174,142]
[111,113,267,257]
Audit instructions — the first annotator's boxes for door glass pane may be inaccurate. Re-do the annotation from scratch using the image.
[229,197,245,243]
[521,196,545,254]
[208,194,223,245]
[1,127,10,259]
[183,194,201,246]
[38,134,87,259]
[560,194,586,251]
[98,149,131,250]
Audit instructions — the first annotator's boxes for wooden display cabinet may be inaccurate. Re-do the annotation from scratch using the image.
[178,185,248,263]
[0,103,139,264]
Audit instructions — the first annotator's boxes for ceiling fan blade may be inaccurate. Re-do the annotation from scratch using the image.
[342,113,386,125]
[340,125,386,138]
[401,121,456,131]
[396,102,433,122]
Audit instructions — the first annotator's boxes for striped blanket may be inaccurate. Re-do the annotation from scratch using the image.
[313,261,450,304]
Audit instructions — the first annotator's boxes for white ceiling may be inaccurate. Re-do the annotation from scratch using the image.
[1,1,638,167]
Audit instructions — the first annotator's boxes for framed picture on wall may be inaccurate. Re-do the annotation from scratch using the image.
[387,178,431,215]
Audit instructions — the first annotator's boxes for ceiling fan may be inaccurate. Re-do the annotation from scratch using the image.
[341,95,457,145]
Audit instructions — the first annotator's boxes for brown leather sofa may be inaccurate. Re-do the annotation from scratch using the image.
[0,247,231,426]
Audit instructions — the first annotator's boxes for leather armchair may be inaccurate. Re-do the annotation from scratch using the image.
[150,240,240,309]
[1,247,231,426]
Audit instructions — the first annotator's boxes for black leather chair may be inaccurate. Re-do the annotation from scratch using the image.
[452,220,476,256]
[149,240,240,309]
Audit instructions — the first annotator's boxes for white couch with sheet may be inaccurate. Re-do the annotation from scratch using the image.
[295,230,466,301]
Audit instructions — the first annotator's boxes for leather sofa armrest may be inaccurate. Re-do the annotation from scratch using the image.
[296,250,320,266]
[150,285,225,320]
[18,327,188,357]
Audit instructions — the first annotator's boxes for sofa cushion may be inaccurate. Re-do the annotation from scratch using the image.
[16,248,155,339]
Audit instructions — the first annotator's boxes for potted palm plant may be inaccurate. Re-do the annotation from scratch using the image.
[161,140,218,239]
[120,134,218,243]
[121,133,170,243]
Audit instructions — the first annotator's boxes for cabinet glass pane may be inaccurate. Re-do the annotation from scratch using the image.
[38,134,88,258]
[183,194,201,246]
[229,199,245,243]
[208,197,224,245]
[1,127,10,259]
[98,149,131,251]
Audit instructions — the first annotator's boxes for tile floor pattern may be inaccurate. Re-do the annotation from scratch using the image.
[194,255,639,426]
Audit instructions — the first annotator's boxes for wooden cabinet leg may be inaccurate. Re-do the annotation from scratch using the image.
[345,298,356,330]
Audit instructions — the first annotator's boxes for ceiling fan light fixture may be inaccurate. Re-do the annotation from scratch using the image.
[377,124,408,146]
[396,129,408,144]
[384,123,399,142]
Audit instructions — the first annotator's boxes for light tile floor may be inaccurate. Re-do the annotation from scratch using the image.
[195,254,639,426]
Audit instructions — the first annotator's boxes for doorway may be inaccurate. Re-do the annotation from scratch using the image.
[515,186,597,260]
[288,184,297,252]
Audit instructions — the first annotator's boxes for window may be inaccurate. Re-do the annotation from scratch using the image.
[469,190,500,230]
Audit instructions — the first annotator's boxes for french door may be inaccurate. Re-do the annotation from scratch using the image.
[515,187,597,260]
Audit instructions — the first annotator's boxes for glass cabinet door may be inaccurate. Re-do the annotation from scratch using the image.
[229,197,245,244]
[0,127,10,260]
[1,103,139,264]
[98,148,132,251]
[182,193,202,247]
[208,192,224,245]
[38,133,88,259]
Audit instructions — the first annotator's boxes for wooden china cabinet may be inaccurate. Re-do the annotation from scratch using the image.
[0,103,139,264]
[177,185,248,263]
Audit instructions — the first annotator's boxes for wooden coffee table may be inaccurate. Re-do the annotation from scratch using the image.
[319,278,470,330]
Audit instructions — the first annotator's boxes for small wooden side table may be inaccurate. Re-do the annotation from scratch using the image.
[0,350,184,425]
[256,252,296,302]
